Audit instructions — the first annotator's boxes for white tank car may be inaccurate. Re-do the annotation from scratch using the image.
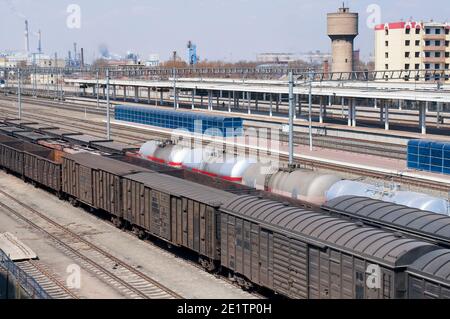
[139,141,160,159]
[269,170,342,205]
[242,163,278,190]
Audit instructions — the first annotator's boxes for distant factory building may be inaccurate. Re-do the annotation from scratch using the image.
[374,21,450,81]
[145,54,160,67]
[29,57,66,85]
[256,51,331,65]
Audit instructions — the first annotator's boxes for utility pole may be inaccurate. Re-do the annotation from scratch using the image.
[18,68,22,119]
[288,71,294,166]
[106,69,111,140]
[173,68,177,109]
[308,70,314,151]
[96,70,100,109]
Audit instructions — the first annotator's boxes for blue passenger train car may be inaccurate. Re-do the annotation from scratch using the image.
[115,105,243,137]
[408,139,450,175]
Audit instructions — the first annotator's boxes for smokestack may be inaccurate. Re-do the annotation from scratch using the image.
[24,20,30,55]
[80,48,84,67]
[37,30,42,54]
[73,42,77,63]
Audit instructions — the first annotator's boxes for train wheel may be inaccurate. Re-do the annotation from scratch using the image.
[111,217,123,229]
[69,197,79,207]
[199,257,216,273]
[235,275,254,291]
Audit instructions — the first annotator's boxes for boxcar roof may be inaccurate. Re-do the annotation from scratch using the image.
[41,128,82,138]
[323,196,450,246]
[90,141,139,154]
[124,172,236,206]
[0,126,29,134]
[64,152,152,176]
[21,123,59,131]
[64,134,111,145]
[408,249,450,285]
[222,195,438,267]
[13,131,56,142]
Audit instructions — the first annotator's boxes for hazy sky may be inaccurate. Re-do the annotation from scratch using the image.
[0,0,448,62]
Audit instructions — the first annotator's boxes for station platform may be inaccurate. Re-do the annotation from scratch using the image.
[0,232,37,262]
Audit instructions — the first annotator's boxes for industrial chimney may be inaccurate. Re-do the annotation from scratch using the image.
[37,30,42,54]
[24,20,30,55]
[327,4,358,75]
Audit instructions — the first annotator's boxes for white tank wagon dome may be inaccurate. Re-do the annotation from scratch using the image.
[326,180,382,201]
[139,141,160,160]
[388,191,449,216]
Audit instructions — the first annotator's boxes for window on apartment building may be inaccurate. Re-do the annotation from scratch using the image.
[415,40,420,46]
[436,28,441,35]
[425,52,431,57]
[426,28,431,34]
[425,40,431,46]
[385,64,389,70]
[435,40,441,46]
[405,28,411,34]
[385,41,389,47]
[435,64,440,69]
[405,40,411,46]
[425,64,430,69]
[415,64,420,70]
[436,52,441,58]
[446,52,450,58]
[385,29,389,35]
[446,29,449,35]
[385,52,389,58]
[416,28,421,35]
[446,64,449,70]
[415,52,420,58]
[405,64,410,70]
[446,41,449,47]
[405,52,411,58]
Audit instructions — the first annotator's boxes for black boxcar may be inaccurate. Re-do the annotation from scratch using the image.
[407,249,450,298]
[0,134,24,174]
[122,172,236,270]
[220,195,440,299]
[62,152,151,221]
[0,134,63,192]
[323,196,450,248]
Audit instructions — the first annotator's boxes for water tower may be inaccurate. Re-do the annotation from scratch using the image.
[327,4,358,74]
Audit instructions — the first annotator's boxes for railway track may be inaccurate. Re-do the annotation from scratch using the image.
[15,260,79,299]
[7,88,450,129]
[0,96,407,159]
[0,97,447,193]
[0,188,182,299]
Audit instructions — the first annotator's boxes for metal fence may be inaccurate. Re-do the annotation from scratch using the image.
[0,249,51,299]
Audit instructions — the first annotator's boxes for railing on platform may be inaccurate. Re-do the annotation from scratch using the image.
[1,66,450,83]
[0,249,51,299]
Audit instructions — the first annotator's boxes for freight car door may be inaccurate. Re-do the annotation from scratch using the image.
[160,192,171,241]
[150,190,161,236]
[78,165,93,205]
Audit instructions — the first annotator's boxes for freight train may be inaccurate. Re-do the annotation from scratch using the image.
[0,119,449,299]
